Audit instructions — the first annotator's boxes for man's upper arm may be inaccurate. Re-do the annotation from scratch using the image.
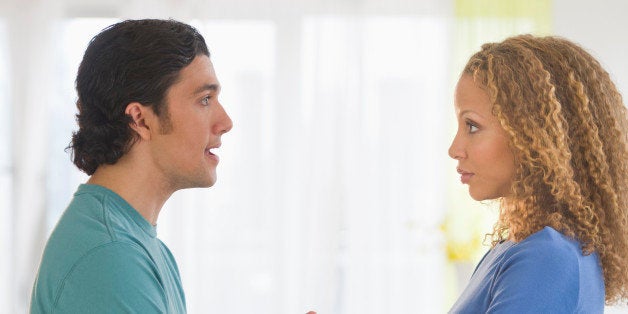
[53,242,167,314]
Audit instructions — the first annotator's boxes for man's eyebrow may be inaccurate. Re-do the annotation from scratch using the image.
[193,84,220,94]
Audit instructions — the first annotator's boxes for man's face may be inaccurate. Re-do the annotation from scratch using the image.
[150,55,233,190]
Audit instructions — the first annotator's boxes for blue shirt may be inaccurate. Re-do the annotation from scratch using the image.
[449,226,604,313]
[30,184,186,313]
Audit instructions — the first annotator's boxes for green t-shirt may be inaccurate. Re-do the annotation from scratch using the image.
[30,184,186,313]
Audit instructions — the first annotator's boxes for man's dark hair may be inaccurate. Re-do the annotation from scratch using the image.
[69,19,210,175]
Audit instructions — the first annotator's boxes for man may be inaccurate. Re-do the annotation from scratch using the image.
[30,19,232,313]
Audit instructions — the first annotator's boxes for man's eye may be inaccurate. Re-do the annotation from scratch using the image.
[201,96,211,106]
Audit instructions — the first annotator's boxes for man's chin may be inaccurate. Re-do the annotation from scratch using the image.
[199,174,217,188]
[177,173,217,190]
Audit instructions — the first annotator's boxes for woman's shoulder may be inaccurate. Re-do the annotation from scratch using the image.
[488,227,604,313]
[496,226,601,282]
[509,226,582,261]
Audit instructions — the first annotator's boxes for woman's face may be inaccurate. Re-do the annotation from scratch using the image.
[448,75,516,201]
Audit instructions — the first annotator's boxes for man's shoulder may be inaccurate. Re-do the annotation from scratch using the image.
[37,240,153,288]
[34,186,158,307]
[53,184,151,249]
[33,242,167,313]
[68,241,155,274]
[46,192,117,260]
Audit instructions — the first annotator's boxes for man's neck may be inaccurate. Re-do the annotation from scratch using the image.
[86,156,174,226]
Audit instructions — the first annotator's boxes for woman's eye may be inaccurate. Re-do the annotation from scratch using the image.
[466,121,479,133]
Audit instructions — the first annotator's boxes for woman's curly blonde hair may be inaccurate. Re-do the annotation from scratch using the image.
[463,35,628,304]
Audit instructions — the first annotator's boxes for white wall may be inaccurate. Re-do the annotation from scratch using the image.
[553,0,628,98]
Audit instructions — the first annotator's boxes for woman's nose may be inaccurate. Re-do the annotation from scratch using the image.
[448,133,465,160]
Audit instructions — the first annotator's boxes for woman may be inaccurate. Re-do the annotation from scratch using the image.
[448,35,628,313]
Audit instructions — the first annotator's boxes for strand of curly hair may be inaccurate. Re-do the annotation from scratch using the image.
[464,35,628,304]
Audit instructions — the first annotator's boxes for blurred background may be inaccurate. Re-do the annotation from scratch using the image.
[0,0,626,313]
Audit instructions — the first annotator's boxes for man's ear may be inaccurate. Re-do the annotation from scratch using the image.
[125,102,154,141]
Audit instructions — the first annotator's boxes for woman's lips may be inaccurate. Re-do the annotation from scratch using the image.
[457,168,474,184]
[460,172,474,184]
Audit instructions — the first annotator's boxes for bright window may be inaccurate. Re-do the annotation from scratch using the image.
[0,18,11,313]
